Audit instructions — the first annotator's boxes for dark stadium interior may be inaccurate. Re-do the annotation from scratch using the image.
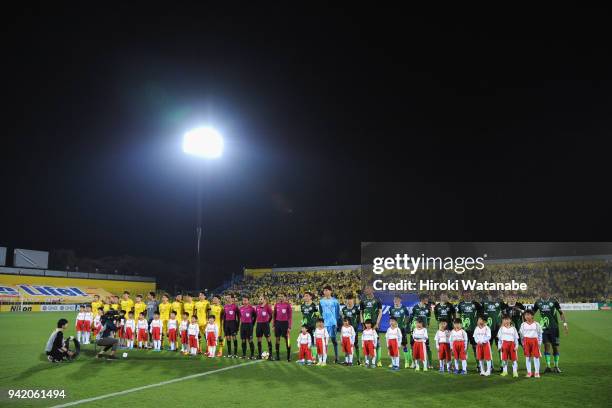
[2,5,612,290]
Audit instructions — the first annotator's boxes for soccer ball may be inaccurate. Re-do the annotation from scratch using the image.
[261,351,269,360]
[122,352,128,358]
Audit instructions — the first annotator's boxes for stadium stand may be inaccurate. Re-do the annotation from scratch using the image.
[224,259,610,303]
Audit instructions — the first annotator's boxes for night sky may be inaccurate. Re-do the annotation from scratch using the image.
[3,5,611,286]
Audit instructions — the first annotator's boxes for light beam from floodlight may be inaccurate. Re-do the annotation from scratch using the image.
[183,127,224,159]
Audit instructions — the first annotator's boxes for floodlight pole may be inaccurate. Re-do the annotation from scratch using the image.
[195,164,203,292]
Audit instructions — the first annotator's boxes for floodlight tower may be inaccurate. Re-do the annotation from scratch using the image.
[182,126,224,291]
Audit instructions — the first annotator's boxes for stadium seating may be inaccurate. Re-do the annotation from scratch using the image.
[224,260,610,303]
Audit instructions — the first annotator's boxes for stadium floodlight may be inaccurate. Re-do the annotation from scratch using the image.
[182,125,224,293]
[182,126,224,159]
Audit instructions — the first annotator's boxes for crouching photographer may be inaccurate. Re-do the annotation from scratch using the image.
[96,310,119,360]
[45,318,80,362]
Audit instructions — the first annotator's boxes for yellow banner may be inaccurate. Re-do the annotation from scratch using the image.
[0,275,155,304]
[0,304,42,312]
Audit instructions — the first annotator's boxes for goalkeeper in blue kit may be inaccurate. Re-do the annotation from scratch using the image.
[318,285,341,363]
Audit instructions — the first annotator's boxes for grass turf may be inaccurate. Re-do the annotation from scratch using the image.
[0,311,610,408]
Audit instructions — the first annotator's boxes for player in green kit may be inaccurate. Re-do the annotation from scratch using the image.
[409,293,432,368]
[388,295,411,368]
[434,293,456,326]
[340,293,361,365]
[481,292,506,371]
[503,293,525,334]
[360,287,382,367]
[532,289,568,373]
[301,292,319,359]
[456,292,481,371]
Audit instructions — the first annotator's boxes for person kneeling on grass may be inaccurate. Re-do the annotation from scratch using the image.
[46,318,77,362]
[96,314,119,360]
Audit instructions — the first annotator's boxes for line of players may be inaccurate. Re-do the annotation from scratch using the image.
[82,290,294,360]
[80,286,568,376]
[297,286,568,377]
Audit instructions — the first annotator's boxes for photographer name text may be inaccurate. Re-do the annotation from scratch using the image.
[371,279,528,291]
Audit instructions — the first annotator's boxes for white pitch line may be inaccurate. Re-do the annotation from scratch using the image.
[49,360,262,408]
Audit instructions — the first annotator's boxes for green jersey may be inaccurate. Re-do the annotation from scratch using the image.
[388,305,410,329]
[457,301,480,332]
[409,303,431,329]
[301,302,319,327]
[434,302,456,325]
[532,299,563,330]
[481,300,506,329]
[340,304,361,330]
[504,302,525,329]
[360,296,382,326]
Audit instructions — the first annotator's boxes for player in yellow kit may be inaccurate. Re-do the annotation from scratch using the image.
[209,295,224,356]
[121,291,134,316]
[110,295,120,311]
[103,297,111,313]
[171,295,183,325]
[91,295,103,313]
[133,294,147,319]
[159,294,172,334]
[195,292,210,329]
[183,294,195,320]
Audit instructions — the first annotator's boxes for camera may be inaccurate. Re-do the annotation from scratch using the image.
[100,309,120,325]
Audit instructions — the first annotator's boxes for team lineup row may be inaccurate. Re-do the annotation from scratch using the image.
[76,285,568,376]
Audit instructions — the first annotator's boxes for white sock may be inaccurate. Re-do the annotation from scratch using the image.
[454,359,459,370]
[479,360,484,372]
[349,354,353,363]
[76,332,81,342]
[534,358,540,373]
[446,361,451,371]
[502,361,507,370]
[525,358,532,373]
[372,356,376,365]
[486,360,492,373]
[462,360,467,371]
[512,361,518,372]
[415,360,420,369]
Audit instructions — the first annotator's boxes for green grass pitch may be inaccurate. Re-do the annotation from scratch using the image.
[0,311,610,407]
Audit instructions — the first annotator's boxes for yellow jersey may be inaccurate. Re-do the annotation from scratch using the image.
[103,304,111,312]
[195,300,210,324]
[120,299,134,314]
[209,304,223,327]
[183,302,195,320]
[159,302,172,321]
[111,303,119,311]
[133,301,147,318]
[91,301,103,312]
[171,301,183,319]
